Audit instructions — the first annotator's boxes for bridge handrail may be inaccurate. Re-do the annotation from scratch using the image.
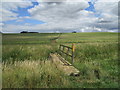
[59,44,75,64]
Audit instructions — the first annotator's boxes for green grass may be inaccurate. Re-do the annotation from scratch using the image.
[2,60,70,88]
[2,32,118,44]
[2,45,57,63]
[2,32,119,88]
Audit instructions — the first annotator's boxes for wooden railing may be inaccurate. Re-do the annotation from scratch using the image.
[59,43,75,64]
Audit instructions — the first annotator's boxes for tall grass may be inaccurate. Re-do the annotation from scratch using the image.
[2,60,70,88]
[74,43,118,62]
[2,44,58,63]
[72,43,118,88]
[2,32,119,88]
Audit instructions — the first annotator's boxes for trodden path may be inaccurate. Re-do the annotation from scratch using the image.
[50,53,80,76]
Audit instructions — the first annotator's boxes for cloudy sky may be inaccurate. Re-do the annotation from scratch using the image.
[0,0,119,33]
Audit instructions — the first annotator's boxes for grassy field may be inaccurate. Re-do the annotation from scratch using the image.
[2,32,119,88]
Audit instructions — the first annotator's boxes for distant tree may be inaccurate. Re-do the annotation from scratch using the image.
[20,31,28,33]
[20,31,39,33]
[29,32,39,33]
[72,31,77,33]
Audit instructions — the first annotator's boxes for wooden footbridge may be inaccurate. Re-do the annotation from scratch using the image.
[50,44,80,76]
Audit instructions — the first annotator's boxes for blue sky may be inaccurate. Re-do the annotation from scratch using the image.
[85,2,95,12]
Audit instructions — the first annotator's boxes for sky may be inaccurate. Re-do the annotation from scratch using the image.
[0,0,119,33]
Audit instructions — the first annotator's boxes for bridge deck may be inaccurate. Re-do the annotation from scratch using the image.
[50,53,80,76]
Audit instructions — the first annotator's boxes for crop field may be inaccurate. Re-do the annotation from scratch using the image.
[2,32,119,88]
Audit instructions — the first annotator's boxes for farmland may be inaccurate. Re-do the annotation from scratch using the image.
[2,32,119,88]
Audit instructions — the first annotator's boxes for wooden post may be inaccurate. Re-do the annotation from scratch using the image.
[72,43,75,64]
[59,45,61,51]
[65,48,69,60]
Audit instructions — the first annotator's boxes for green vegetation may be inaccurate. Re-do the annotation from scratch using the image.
[2,60,70,88]
[2,32,119,88]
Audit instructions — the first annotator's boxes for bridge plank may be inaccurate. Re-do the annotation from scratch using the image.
[50,53,80,76]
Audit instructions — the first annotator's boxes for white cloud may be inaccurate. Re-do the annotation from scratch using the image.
[0,23,4,32]
[0,23,4,26]
[36,0,90,2]
[2,12,98,33]
[95,1,118,16]
[1,0,119,33]
[0,0,33,22]
[28,1,89,22]
[24,1,93,32]
[95,0,119,2]
[94,0,118,32]
[0,8,18,21]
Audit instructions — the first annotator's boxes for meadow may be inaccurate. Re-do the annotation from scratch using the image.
[2,32,119,88]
